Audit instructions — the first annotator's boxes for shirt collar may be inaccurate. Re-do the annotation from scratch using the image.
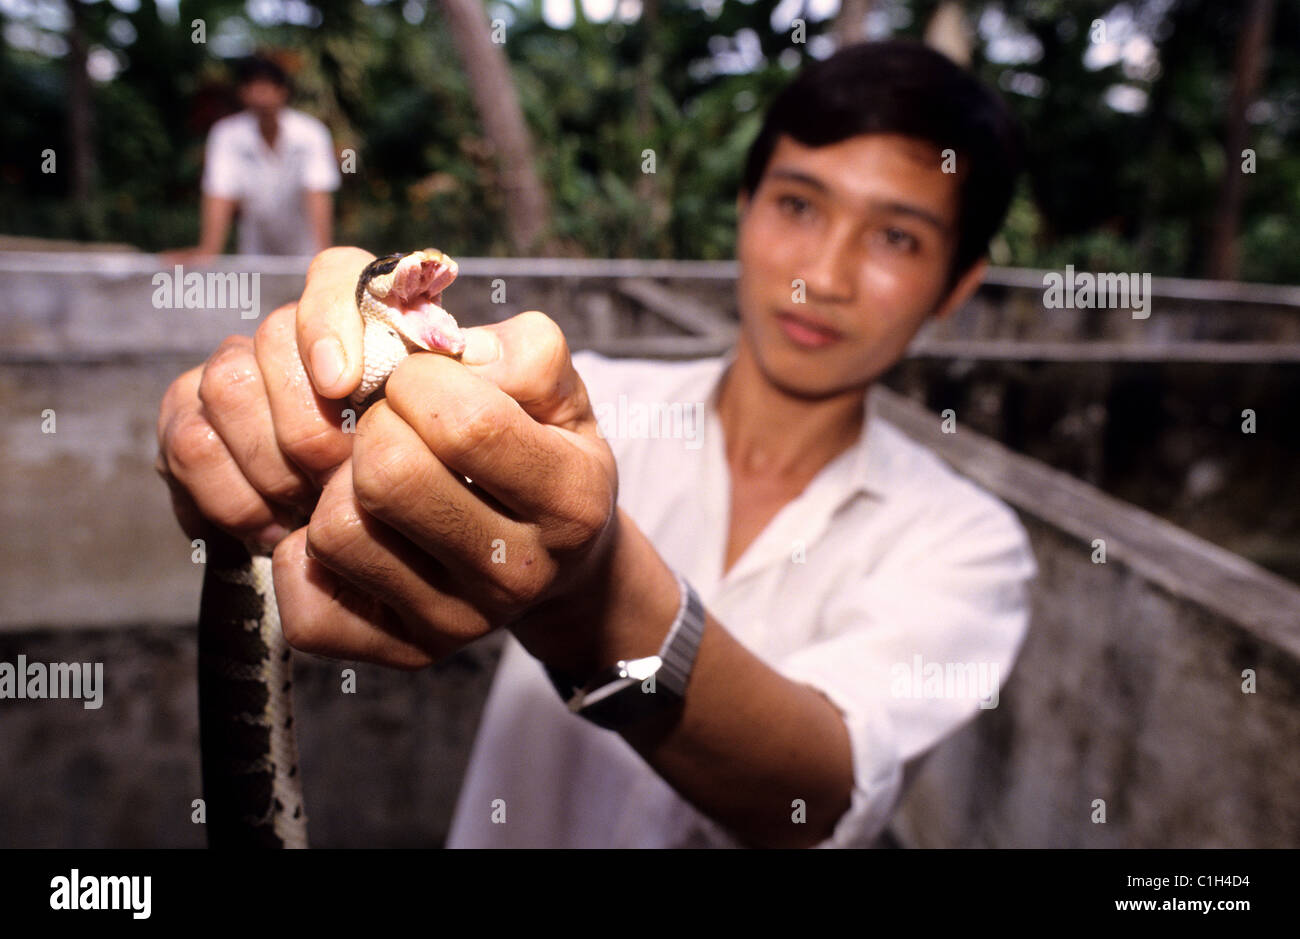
[701,352,897,504]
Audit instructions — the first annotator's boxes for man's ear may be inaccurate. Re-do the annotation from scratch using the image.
[736,190,751,219]
[933,257,987,321]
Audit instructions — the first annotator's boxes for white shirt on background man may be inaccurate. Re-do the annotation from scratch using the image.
[446,350,1037,848]
[201,108,340,256]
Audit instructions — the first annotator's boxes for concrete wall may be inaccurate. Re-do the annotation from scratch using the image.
[875,389,1300,848]
[0,625,502,847]
[2,252,1297,847]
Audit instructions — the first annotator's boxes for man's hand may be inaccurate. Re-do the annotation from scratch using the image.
[159,247,217,266]
[167,246,621,669]
[161,195,238,265]
[156,302,353,550]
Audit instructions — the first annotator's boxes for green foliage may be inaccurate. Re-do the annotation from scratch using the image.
[1,0,1298,283]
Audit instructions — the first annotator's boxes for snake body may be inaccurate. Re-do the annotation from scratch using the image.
[198,250,463,848]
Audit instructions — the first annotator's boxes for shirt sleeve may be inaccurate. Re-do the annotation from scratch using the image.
[300,117,341,192]
[200,120,243,199]
[771,493,1037,848]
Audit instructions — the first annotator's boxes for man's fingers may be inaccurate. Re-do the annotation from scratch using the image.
[381,355,613,545]
[272,528,435,668]
[157,364,204,455]
[305,461,499,633]
[198,332,314,509]
[159,389,287,544]
[458,311,594,432]
[273,527,481,666]
[348,406,561,605]
[297,247,374,399]
[157,463,209,542]
[255,303,352,484]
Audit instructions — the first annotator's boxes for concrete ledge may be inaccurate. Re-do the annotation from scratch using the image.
[873,387,1300,847]
[0,626,503,847]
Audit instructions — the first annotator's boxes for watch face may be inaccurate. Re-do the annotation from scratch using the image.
[620,656,662,682]
[572,576,702,730]
[581,658,683,730]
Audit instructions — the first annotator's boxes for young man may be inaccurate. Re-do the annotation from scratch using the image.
[157,40,1034,848]
[171,56,340,262]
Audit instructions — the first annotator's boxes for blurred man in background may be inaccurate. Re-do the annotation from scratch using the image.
[171,56,339,262]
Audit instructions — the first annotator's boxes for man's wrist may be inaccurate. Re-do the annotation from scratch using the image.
[510,508,680,685]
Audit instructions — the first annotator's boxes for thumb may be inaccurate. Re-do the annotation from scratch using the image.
[458,311,592,431]
[297,247,374,399]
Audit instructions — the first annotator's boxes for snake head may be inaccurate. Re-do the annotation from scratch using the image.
[356,249,465,358]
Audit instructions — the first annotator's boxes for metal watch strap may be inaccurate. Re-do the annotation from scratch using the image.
[654,571,705,699]
[543,572,705,724]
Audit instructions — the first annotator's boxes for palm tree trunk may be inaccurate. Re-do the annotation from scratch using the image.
[65,0,96,234]
[1206,0,1275,280]
[437,0,553,254]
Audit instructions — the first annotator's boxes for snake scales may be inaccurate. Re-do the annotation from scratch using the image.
[197,250,465,847]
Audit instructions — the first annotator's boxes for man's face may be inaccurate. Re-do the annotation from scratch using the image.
[239,79,289,116]
[735,133,972,400]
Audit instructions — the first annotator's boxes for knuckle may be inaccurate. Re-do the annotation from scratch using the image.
[279,610,320,654]
[252,305,294,353]
[548,484,613,551]
[305,501,363,568]
[166,411,224,472]
[158,368,202,443]
[159,374,191,419]
[440,398,498,463]
[352,431,415,514]
[258,468,310,506]
[277,420,345,475]
[574,489,613,540]
[210,491,271,536]
[547,516,600,554]
[493,559,552,608]
[198,341,262,413]
[518,310,565,349]
[518,311,569,374]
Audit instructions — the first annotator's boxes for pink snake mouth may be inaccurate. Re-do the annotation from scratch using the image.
[380,252,465,357]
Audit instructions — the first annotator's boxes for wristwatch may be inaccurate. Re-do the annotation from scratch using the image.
[545,572,705,731]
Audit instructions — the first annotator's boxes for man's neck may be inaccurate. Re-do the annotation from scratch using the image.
[253,110,281,149]
[715,340,865,482]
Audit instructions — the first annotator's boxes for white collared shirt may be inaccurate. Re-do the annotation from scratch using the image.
[201,108,340,255]
[446,351,1036,848]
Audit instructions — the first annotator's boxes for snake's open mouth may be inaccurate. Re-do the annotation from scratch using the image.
[370,251,466,357]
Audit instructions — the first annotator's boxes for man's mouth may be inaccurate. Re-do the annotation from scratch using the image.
[776,311,843,349]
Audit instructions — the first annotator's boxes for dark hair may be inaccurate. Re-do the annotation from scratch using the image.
[742,40,1025,283]
[235,55,290,90]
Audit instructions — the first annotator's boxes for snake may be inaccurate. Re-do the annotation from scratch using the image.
[197,249,464,848]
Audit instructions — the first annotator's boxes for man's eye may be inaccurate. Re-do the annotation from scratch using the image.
[881,227,919,252]
[777,194,813,218]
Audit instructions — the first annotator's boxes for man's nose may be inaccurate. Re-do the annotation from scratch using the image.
[800,227,858,302]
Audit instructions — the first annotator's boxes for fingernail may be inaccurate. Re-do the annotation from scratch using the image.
[461,329,500,366]
[253,522,292,550]
[310,336,346,390]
